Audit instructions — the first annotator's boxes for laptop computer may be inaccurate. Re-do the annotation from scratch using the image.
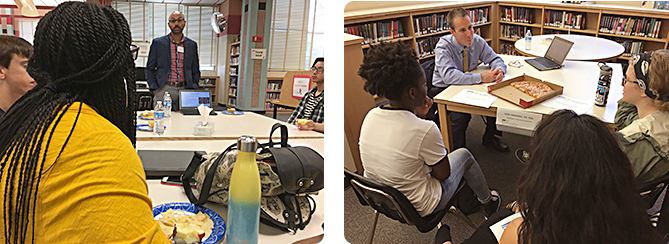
[138,150,205,179]
[525,36,574,71]
[179,90,217,115]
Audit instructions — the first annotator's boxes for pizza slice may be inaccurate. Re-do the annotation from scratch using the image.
[511,81,553,98]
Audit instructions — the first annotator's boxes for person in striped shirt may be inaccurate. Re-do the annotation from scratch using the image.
[288,57,324,133]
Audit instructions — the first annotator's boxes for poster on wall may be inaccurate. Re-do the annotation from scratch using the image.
[292,75,312,99]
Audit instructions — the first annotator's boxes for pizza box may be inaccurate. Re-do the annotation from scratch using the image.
[487,74,563,108]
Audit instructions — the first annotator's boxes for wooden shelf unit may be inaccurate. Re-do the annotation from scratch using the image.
[344,2,495,63]
[345,1,669,60]
[265,72,291,112]
[199,76,220,102]
[224,41,241,108]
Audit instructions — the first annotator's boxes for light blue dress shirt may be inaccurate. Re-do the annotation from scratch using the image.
[432,34,506,87]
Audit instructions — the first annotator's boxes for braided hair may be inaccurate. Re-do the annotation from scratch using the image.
[0,2,136,243]
[358,42,423,101]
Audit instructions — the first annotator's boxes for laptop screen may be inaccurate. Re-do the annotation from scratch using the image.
[545,36,574,64]
[180,90,211,109]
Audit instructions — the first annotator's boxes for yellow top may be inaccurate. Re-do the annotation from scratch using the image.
[0,102,170,243]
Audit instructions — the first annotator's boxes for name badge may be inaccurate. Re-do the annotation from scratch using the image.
[177,46,184,53]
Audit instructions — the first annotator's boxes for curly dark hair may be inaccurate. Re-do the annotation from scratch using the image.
[358,42,423,101]
[0,2,136,243]
[517,109,662,244]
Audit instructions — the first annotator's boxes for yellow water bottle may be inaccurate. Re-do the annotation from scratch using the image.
[226,135,261,244]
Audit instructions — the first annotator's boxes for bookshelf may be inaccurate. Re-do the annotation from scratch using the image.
[199,76,220,102]
[344,2,494,63]
[225,41,240,108]
[265,72,287,112]
[344,1,669,62]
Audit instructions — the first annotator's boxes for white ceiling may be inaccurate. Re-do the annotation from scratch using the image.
[0,0,225,7]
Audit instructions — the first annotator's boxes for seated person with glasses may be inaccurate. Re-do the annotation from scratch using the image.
[287,57,324,133]
[614,50,669,184]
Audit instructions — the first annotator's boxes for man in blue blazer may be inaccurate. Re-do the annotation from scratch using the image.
[146,10,200,110]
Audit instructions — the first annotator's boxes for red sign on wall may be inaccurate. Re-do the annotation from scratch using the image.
[252,36,263,42]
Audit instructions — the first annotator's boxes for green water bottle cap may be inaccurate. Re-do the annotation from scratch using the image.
[237,135,257,152]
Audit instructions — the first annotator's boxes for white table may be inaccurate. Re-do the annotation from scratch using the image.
[433,54,623,151]
[136,111,324,141]
[514,34,624,61]
[140,139,325,244]
[147,181,324,244]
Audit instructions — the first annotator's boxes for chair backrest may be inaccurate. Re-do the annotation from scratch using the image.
[344,169,447,233]
[421,59,435,92]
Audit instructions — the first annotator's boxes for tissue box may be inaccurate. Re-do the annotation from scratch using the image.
[194,121,215,136]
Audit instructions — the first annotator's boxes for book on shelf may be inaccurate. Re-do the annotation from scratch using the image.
[229,77,237,86]
[500,6,534,23]
[230,46,239,55]
[228,97,236,106]
[229,67,238,75]
[500,24,531,39]
[267,82,282,90]
[500,43,518,55]
[416,36,441,57]
[266,93,280,100]
[230,57,239,65]
[599,15,661,38]
[344,19,405,45]
[228,87,237,96]
[544,10,585,30]
[467,7,489,25]
[414,13,449,36]
[603,37,645,57]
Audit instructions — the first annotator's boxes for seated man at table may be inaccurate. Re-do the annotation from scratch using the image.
[358,41,500,222]
[287,57,324,133]
[431,7,507,152]
[614,50,669,184]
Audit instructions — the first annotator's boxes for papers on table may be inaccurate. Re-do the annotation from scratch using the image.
[448,89,497,108]
[539,95,593,115]
[496,107,543,137]
[489,212,522,241]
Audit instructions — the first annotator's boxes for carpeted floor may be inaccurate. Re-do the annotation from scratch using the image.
[344,115,531,244]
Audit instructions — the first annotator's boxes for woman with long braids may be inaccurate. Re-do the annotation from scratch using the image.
[0,2,170,243]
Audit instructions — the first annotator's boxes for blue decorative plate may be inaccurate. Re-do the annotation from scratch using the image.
[153,202,226,244]
[136,124,166,131]
[221,110,244,115]
[138,115,154,120]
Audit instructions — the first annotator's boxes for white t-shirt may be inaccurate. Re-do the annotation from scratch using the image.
[359,107,448,216]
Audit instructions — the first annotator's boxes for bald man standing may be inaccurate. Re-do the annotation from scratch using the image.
[146,10,201,110]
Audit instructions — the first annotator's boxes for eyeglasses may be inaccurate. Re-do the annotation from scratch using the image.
[508,60,523,68]
[622,78,640,86]
[169,18,185,24]
[310,66,324,73]
[130,44,139,60]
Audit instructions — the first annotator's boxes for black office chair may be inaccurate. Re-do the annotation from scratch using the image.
[344,169,476,244]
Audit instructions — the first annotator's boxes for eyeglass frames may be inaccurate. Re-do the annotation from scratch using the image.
[622,78,640,86]
[130,44,139,60]
[310,66,324,73]
[169,18,185,24]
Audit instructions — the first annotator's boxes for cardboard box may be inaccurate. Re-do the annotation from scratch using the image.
[487,74,563,108]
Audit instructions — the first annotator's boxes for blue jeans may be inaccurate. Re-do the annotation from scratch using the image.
[431,148,492,214]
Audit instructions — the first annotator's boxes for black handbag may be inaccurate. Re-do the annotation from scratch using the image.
[181,123,324,233]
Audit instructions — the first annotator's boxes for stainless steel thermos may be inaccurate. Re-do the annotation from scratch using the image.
[595,61,612,106]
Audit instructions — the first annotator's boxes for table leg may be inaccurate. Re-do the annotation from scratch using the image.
[437,103,454,152]
[273,105,278,119]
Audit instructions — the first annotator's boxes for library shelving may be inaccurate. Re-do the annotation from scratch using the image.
[344,1,669,62]
[199,76,220,102]
[265,74,284,111]
[344,2,494,63]
[224,41,240,108]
